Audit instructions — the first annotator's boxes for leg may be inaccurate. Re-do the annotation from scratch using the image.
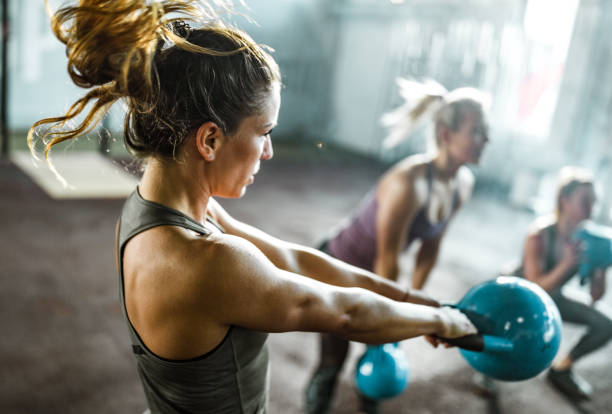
[561,298,612,362]
[305,333,350,414]
[547,292,612,399]
[357,393,380,414]
[553,292,612,363]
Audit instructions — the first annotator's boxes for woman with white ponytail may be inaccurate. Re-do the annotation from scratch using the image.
[32,3,477,414]
[305,79,490,414]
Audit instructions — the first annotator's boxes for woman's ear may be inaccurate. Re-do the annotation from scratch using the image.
[195,122,224,161]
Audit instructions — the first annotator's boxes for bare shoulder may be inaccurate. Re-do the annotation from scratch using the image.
[123,226,229,302]
[527,215,556,239]
[389,153,431,178]
[380,154,431,201]
[521,216,556,257]
[120,226,239,357]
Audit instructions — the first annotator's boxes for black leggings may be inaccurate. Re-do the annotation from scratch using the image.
[305,333,380,414]
[551,290,612,361]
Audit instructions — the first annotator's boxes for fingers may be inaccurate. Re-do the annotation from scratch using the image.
[438,306,478,338]
[424,335,439,348]
[426,335,457,349]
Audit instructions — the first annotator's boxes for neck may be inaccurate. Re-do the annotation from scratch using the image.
[556,214,579,239]
[139,156,211,224]
[432,152,461,181]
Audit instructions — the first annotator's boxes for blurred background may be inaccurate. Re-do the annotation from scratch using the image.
[6,0,612,218]
[1,0,611,413]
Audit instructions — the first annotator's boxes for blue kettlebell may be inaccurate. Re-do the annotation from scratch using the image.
[445,276,562,381]
[354,342,410,400]
[572,221,612,284]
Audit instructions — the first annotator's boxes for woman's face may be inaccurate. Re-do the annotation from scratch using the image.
[213,84,280,198]
[444,109,489,165]
[561,183,596,225]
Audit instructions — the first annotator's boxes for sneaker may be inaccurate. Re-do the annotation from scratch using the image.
[547,368,593,400]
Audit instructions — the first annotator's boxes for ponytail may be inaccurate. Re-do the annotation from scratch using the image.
[380,78,447,149]
[381,78,490,150]
[28,0,257,160]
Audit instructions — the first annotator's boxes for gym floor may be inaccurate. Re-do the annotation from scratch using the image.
[1,141,610,414]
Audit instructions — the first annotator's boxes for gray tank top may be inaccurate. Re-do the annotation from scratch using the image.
[116,189,269,414]
[513,223,577,294]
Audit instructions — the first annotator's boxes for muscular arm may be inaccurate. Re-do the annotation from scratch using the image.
[207,197,435,306]
[372,168,421,283]
[201,234,474,344]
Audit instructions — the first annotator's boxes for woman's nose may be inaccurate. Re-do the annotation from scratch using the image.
[261,136,273,160]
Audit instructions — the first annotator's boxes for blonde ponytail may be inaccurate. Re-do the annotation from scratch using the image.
[380,78,447,149]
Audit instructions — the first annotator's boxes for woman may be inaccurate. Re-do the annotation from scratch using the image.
[29,2,476,413]
[520,166,612,400]
[305,79,490,414]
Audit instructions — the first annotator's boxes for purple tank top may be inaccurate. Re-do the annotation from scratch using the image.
[327,162,459,271]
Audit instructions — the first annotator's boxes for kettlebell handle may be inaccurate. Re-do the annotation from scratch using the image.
[441,334,484,352]
[439,303,514,353]
[441,334,514,353]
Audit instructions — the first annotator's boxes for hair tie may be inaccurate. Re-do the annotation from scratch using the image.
[171,20,191,38]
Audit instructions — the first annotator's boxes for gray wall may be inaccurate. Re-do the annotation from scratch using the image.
[8,0,335,141]
[9,0,84,130]
[8,0,612,219]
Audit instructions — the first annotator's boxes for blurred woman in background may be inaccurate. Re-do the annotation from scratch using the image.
[519,166,612,400]
[305,79,490,414]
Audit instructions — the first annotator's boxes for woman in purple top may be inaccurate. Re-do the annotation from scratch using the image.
[306,79,490,414]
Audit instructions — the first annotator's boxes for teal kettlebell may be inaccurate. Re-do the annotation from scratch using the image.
[573,221,612,284]
[444,276,562,381]
[354,342,409,400]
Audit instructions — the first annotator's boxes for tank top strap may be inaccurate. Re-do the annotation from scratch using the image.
[544,224,557,272]
[118,189,212,249]
[450,180,461,212]
[425,161,434,206]
[205,214,226,234]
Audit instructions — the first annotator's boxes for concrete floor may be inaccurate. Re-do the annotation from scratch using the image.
[1,141,611,413]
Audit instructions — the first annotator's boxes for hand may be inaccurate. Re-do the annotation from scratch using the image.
[424,334,454,348]
[590,268,606,303]
[435,306,478,339]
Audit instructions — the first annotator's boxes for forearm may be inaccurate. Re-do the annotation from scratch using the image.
[529,263,573,292]
[333,287,443,344]
[373,253,400,281]
[411,248,438,290]
[292,245,407,302]
[373,252,439,307]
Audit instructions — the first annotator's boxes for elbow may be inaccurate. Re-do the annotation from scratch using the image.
[334,313,355,339]
[334,312,375,343]
[329,290,381,342]
[322,289,362,338]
